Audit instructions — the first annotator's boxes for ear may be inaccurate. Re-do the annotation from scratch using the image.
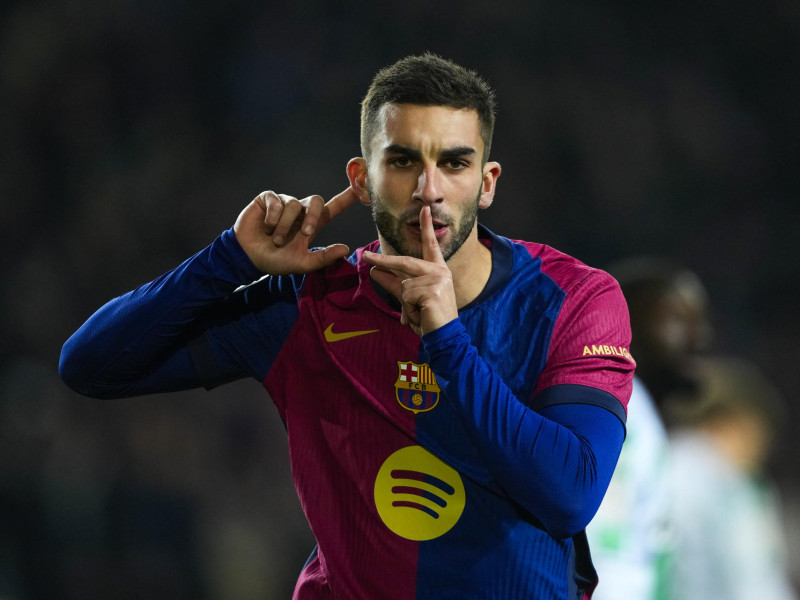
[346,157,371,206]
[478,161,501,209]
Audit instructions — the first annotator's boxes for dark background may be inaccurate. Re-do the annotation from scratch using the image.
[1,1,798,598]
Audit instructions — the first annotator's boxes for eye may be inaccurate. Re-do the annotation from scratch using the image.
[443,158,469,171]
[389,156,413,168]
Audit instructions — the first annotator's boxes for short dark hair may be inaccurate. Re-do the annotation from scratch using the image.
[360,53,497,163]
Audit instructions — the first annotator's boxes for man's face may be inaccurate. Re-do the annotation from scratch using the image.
[644,279,710,367]
[362,104,494,261]
[636,276,712,399]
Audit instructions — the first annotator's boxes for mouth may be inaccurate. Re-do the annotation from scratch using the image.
[407,219,449,240]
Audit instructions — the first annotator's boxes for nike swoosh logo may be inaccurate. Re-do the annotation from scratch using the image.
[324,323,379,343]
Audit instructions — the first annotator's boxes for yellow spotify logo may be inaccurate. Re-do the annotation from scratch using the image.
[374,446,465,541]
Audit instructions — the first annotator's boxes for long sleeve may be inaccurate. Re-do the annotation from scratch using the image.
[59,229,288,398]
[423,318,625,539]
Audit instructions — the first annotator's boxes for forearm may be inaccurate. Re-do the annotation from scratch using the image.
[59,229,262,398]
[423,319,625,539]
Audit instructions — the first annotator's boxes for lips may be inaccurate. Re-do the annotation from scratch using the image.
[408,219,447,230]
[407,219,449,240]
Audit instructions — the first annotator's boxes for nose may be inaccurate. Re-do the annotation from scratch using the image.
[412,166,443,205]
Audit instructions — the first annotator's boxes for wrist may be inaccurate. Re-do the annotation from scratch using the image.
[221,229,268,281]
[421,317,464,346]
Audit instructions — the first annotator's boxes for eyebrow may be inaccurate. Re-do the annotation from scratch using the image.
[382,144,477,161]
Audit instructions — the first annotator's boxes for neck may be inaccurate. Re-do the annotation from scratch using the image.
[446,231,492,308]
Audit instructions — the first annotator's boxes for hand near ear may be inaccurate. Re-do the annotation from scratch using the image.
[233,188,359,275]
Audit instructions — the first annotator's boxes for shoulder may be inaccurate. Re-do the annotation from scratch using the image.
[507,238,623,303]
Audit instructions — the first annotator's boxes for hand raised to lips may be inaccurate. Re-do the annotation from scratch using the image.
[363,206,458,336]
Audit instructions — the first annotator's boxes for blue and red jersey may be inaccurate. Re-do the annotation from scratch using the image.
[60,225,634,599]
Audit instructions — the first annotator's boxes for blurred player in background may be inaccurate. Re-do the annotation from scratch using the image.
[664,356,798,600]
[587,258,711,599]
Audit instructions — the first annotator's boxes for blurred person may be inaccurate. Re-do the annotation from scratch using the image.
[59,53,636,599]
[587,258,711,599]
[663,356,798,600]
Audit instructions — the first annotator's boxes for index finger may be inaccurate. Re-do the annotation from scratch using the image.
[322,187,360,223]
[419,206,446,265]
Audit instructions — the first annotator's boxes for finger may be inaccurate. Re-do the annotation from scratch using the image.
[272,195,305,246]
[362,250,428,279]
[299,194,325,236]
[419,206,446,265]
[302,243,351,271]
[398,281,423,332]
[322,187,360,224]
[261,191,285,235]
[368,266,403,300]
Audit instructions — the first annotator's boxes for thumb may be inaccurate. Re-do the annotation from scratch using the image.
[305,243,351,270]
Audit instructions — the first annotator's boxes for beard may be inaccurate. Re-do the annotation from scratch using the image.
[367,183,481,261]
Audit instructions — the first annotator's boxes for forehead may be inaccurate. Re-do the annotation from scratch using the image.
[370,103,483,154]
[651,284,707,324]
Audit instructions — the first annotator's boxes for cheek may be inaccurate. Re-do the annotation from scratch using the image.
[647,316,693,361]
[375,173,417,199]
[658,318,689,349]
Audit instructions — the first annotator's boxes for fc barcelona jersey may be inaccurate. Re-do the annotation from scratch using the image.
[249,227,634,599]
[60,224,633,600]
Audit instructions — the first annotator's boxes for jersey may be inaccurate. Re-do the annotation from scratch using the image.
[666,433,799,600]
[60,225,635,600]
[220,227,634,599]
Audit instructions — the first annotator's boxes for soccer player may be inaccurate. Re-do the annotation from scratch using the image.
[60,53,635,599]
[665,357,797,600]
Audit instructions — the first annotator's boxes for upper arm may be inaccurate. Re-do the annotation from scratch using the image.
[535,269,635,415]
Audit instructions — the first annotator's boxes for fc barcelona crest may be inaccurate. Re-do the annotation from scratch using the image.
[394,361,440,414]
